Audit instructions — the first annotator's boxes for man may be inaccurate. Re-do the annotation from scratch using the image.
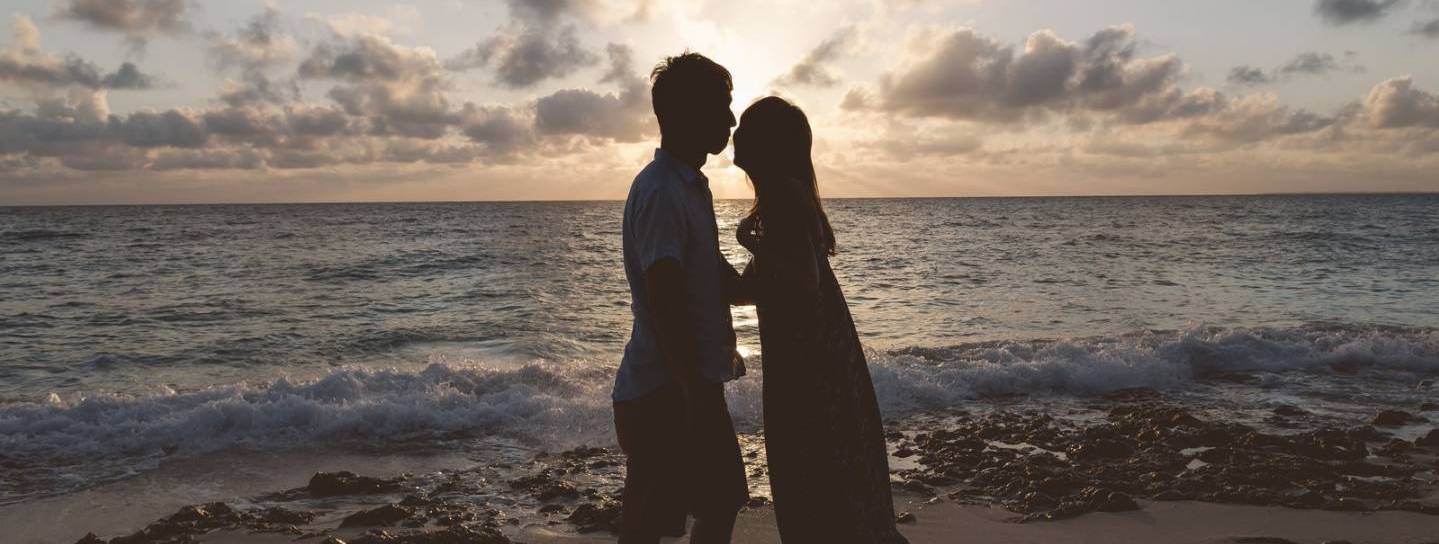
[612,52,750,544]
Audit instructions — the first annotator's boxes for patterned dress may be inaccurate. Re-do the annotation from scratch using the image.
[740,214,909,544]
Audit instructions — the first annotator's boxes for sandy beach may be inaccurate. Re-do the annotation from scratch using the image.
[14,392,1437,544]
[70,501,1439,544]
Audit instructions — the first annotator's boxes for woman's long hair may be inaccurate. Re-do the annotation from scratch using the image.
[736,96,836,256]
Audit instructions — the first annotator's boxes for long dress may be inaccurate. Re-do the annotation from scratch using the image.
[740,213,908,544]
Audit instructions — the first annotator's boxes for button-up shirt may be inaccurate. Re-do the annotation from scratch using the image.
[612,148,745,402]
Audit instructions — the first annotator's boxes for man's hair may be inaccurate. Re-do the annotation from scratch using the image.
[650,52,732,130]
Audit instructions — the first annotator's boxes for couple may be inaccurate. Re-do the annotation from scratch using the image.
[611,52,908,544]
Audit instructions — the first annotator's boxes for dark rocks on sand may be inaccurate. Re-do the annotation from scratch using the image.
[351,526,511,544]
[566,501,622,533]
[339,504,414,528]
[1417,429,1439,449]
[509,473,580,501]
[1230,538,1301,544]
[309,472,404,497]
[1371,410,1426,427]
[895,511,917,524]
[1419,402,1438,412]
[72,534,105,544]
[1271,405,1308,417]
[308,471,404,497]
[256,506,314,525]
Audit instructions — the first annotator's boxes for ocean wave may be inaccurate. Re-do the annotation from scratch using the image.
[870,324,1439,412]
[1,324,1436,497]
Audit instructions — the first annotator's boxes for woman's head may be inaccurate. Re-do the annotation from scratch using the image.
[734,96,835,255]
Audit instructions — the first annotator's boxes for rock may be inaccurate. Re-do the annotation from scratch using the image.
[566,501,622,534]
[895,511,917,524]
[397,494,433,507]
[1066,438,1133,461]
[893,447,918,458]
[1271,405,1308,417]
[561,446,609,460]
[72,534,105,544]
[307,471,402,497]
[1371,410,1425,427]
[509,474,580,501]
[1083,487,1140,512]
[1417,429,1439,449]
[256,506,314,525]
[1419,402,1438,412]
[321,538,348,544]
[893,479,935,496]
[1231,538,1300,544]
[340,504,414,528]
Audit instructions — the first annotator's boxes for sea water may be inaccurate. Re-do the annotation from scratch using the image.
[1,195,1437,507]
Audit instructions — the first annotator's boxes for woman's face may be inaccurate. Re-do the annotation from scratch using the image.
[732,114,754,172]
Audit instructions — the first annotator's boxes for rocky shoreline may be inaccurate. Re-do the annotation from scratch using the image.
[70,390,1439,544]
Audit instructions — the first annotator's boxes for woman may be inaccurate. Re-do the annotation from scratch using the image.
[733,96,908,543]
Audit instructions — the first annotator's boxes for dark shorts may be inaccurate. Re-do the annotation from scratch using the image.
[613,381,748,538]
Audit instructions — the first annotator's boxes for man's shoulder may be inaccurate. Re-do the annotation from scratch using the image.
[628,158,685,204]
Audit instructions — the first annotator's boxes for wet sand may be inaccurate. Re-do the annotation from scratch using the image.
[170,501,1439,544]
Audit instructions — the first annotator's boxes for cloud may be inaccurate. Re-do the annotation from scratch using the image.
[53,0,190,49]
[207,8,295,71]
[532,43,650,142]
[0,16,157,90]
[1279,52,1343,76]
[446,25,597,88]
[1313,0,1403,25]
[459,104,536,157]
[1227,65,1273,85]
[207,9,298,107]
[774,27,858,88]
[1361,76,1439,128]
[315,13,396,37]
[1227,51,1360,86]
[298,34,457,138]
[1412,18,1439,38]
[844,26,1197,124]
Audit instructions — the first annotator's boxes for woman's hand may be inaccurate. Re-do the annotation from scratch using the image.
[736,214,761,252]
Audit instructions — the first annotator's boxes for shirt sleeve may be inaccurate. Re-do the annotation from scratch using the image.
[632,186,688,271]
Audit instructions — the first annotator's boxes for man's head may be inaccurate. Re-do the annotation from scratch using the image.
[651,52,735,156]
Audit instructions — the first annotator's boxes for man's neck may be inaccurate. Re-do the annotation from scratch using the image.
[660,140,707,172]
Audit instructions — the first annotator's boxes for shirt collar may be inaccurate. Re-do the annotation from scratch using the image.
[654,148,707,188]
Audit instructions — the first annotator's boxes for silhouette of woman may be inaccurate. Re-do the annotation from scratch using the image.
[733,96,908,543]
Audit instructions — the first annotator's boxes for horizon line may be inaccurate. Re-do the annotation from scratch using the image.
[2,190,1436,208]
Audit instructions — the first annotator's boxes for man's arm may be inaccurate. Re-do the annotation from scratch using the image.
[721,258,754,307]
[645,257,704,391]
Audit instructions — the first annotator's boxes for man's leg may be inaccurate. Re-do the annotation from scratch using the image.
[689,509,738,544]
[686,382,747,544]
[615,387,689,544]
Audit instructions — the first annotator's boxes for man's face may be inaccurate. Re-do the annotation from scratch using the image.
[697,89,736,155]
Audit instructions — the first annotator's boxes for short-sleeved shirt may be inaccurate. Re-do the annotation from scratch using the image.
[612,148,745,402]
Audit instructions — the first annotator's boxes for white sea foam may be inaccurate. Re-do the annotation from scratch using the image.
[1,324,1436,493]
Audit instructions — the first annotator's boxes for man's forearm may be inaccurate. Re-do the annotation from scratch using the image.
[723,260,754,306]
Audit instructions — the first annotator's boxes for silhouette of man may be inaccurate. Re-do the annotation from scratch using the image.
[611,52,750,544]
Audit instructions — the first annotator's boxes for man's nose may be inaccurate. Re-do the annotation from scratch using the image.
[727,110,736,128]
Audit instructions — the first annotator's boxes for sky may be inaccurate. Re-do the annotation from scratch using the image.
[1,0,1437,205]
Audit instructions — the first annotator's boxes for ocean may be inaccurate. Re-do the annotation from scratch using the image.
[2,195,1438,513]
